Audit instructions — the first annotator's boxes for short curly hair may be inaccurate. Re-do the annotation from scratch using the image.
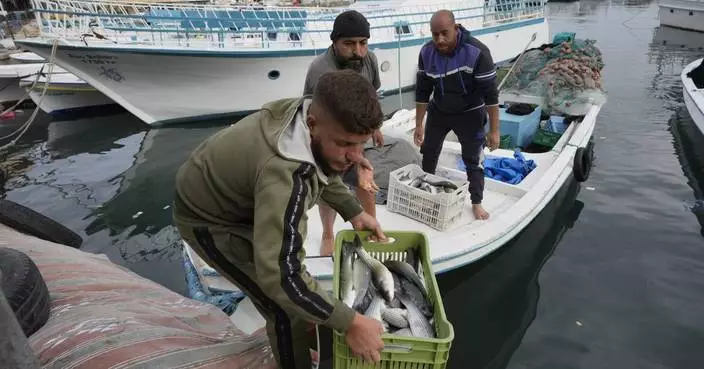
[312,69,383,135]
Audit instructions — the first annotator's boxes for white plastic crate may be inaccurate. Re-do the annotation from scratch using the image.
[386,164,468,231]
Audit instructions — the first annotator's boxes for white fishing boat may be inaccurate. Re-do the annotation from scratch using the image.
[0,51,71,104]
[19,72,119,115]
[0,62,65,103]
[658,0,704,32]
[9,51,118,115]
[16,0,550,124]
[185,104,600,293]
[182,33,607,294]
[682,57,704,135]
[9,51,46,63]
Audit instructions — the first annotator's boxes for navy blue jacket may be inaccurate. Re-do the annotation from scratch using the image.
[415,25,499,114]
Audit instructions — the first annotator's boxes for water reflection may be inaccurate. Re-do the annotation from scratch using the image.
[646,25,704,236]
[668,108,704,237]
[437,179,584,369]
[547,0,605,18]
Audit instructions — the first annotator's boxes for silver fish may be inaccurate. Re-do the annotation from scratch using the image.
[420,182,437,194]
[351,234,395,303]
[404,247,419,272]
[351,257,372,312]
[392,327,413,337]
[399,295,435,338]
[409,178,424,188]
[340,242,355,307]
[384,260,429,303]
[382,307,409,329]
[387,273,403,308]
[389,297,402,309]
[400,277,433,318]
[398,170,412,183]
[364,288,389,332]
[420,175,458,191]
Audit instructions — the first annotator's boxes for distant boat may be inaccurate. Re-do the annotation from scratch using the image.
[19,72,120,116]
[17,0,550,124]
[658,0,704,33]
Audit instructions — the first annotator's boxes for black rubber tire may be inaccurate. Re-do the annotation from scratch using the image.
[0,247,51,337]
[573,142,594,182]
[0,199,82,248]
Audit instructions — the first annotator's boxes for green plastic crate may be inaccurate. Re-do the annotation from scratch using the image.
[499,134,513,149]
[532,128,561,149]
[332,230,455,369]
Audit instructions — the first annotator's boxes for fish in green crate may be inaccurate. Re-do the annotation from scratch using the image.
[347,234,395,303]
[338,234,437,338]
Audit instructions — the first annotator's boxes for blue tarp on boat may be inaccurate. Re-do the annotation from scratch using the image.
[457,148,537,185]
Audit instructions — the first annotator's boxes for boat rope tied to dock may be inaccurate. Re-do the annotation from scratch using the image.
[0,39,59,153]
[500,37,608,116]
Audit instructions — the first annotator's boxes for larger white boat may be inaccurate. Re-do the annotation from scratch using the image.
[658,0,704,32]
[16,0,549,124]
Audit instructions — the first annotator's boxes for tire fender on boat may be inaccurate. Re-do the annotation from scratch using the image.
[0,247,51,337]
[0,200,83,249]
[573,140,595,182]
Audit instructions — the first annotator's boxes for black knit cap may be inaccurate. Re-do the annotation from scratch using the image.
[330,10,370,41]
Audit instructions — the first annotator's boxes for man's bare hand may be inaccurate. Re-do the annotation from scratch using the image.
[345,313,384,363]
[487,130,500,151]
[357,157,379,194]
[372,129,384,147]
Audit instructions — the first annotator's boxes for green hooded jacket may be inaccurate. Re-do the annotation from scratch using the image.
[173,97,361,332]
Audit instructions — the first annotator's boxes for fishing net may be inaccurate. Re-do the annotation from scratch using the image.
[500,38,607,116]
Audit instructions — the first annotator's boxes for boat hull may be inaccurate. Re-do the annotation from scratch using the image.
[682,58,704,136]
[21,72,119,115]
[659,0,704,33]
[17,18,548,124]
[0,78,27,104]
[183,100,601,293]
[28,88,118,116]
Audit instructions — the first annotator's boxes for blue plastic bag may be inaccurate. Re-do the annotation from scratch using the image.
[457,148,537,185]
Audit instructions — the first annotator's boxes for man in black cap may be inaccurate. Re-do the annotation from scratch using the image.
[303,9,384,257]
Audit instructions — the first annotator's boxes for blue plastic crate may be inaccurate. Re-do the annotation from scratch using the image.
[549,116,567,134]
[488,105,542,148]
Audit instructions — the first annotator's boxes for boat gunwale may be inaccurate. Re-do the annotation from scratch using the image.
[682,57,704,119]
[182,101,602,289]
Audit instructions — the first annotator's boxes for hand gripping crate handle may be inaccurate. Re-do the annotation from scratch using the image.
[331,237,397,262]
[365,236,397,244]
[382,343,413,353]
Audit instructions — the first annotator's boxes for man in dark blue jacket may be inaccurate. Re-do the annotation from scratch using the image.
[414,9,500,220]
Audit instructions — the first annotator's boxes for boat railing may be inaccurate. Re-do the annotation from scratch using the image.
[27,0,546,50]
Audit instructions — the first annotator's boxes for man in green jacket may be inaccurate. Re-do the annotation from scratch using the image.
[173,70,387,368]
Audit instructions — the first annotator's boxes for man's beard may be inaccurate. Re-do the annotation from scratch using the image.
[336,54,363,72]
[311,137,343,177]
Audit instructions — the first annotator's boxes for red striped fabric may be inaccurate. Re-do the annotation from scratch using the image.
[2,225,276,369]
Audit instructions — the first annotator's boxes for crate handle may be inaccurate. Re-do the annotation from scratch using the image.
[366,236,397,244]
[382,343,413,353]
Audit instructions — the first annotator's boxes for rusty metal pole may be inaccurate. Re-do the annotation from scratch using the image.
[0,272,41,369]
